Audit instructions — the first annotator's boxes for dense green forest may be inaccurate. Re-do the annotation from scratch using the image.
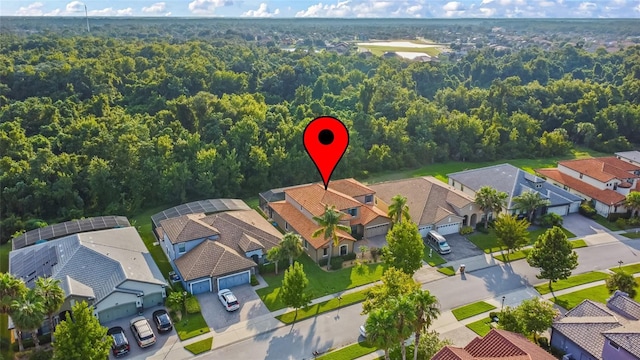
[1,19,640,243]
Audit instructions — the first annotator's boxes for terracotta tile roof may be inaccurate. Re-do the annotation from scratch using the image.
[433,329,555,360]
[158,214,219,244]
[356,205,389,226]
[269,201,354,249]
[558,157,640,183]
[329,178,375,198]
[174,240,257,281]
[370,177,474,226]
[536,168,626,205]
[285,183,363,217]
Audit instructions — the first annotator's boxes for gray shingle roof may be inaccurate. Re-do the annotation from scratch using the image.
[9,227,166,305]
[158,214,219,244]
[553,322,621,359]
[447,163,582,209]
[174,240,258,281]
[603,324,640,358]
[607,292,640,320]
[565,300,615,318]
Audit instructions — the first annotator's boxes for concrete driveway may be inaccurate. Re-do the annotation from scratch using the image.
[562,213,607,237]
[197,284,270,332]
[429,233,484,262]
[102,305,179,360]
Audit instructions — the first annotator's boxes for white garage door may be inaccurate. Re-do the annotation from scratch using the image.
[365,223,390,237]
[217,271,250,291]
[547,205,568,216]
[436,223,460,235]
[569,201,581,213]
[418,225,433,238]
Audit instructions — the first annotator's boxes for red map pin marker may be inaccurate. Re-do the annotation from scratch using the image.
[303,116,349,190]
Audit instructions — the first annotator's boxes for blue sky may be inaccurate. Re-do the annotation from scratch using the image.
[2,0,639,18]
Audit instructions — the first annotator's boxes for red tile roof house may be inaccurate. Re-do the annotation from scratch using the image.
[156,209,282,294]
[550,290,640,360]
[432,328,556,360]
[261,178,390,263]
[536,156,640,217]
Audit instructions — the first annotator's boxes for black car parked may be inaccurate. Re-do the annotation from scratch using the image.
[152,309,173,333]
[107,326,130,357]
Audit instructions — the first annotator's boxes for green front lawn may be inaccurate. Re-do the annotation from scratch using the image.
[424,247,447,266]
[451,301,496,321]
[610,263,640,274]
[534,271,611,295]
[276,289,370,324]
[174,312,211,341]
[438,266,456,276]
[317,341,378,360]
[466,317,494,336]
[257,254,386,311]
[184,337,213,355]
[469,227,576,254]
[570,239,588,248]
[592,215,625,231]
[552,278,640,310]
[622,232,640,239]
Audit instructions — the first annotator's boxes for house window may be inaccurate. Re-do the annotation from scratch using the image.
[579,173,583,179]
[348,208,357,216]
[609,340,620,350]
[178,243,186,254]
[304,240,308,249]
[461,185,464,191]
[285,222,289,230]
[323,248,328,257]
[365,194,373,204]
[340,245,348,256]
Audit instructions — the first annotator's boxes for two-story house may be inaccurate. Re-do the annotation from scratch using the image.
[551,291,640,360]
[537,157,640,217]
[262,178,390,263]
[448,164,582,221]
[369,176,484,236]
[156,208,282,294]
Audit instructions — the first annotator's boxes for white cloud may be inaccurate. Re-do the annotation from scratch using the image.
[142,2,166,14]
[242,3,280,17]
[479,7,497,16]
[578,2,597,10]
[634,3,640,11]
[66,1,85,12]
[296,1,353,17]
[88,7,133,16]
[481,0,495,4]
[443,1,464,11]
[188,0,233,15]
[406,5,423,14]
[15,2,44,16]
[538,0,555,7]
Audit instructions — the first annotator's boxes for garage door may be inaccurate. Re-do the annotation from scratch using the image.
[143,292,164,308]
[365,223,390,237]
[98,302,138,323]
[190,279,212,295]
[569,201,581,213]
[547,205,568,216]
[436,223,460,235]
[217,271,250,290]
[418,225,433,238]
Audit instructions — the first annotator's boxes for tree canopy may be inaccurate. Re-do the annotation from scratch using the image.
[527,226,579,291]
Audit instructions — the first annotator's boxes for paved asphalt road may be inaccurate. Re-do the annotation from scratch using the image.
[195,239,640,360]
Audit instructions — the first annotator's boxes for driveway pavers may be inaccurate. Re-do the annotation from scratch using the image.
[562,213,606,237]
[197,284,270,332]
[437,233,484,262]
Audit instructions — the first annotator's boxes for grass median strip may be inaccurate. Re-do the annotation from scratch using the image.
[469,227,575,254]
[316,341,377,360]
[494,239,586,263]
[451,301,496,321]
[438,266,456,276]
[622,232,640,239]
[466,317,493,336]
[534,271,610,295]
[424,248,447,266]
[276,289,370,324]
[610,263,640,274]
[184,337,213,355]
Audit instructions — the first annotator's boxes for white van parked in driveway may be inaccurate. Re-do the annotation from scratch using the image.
[426,230,451,254]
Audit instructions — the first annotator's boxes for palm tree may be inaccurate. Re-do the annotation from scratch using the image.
[388,195,411,226]
[409,289,440,360]
[266,246,284,275]
[312,205,351,270]
[365,307,398,360]
[12,289,45,351]
[279,233,304,267]
[0,273,27,315]
[390,296,417,360]
[625,192,640,218]
[474,186,508,229]
[513,190,551,223]
[35,277,65,337]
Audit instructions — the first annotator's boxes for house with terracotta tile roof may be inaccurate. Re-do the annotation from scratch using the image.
[550,291,640,360]
[369,176,484,236]
[261,178,390,263]
[536,156,640,217]
[432,328,556,360]
[447,164,582,219]
[156,209,282,294]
